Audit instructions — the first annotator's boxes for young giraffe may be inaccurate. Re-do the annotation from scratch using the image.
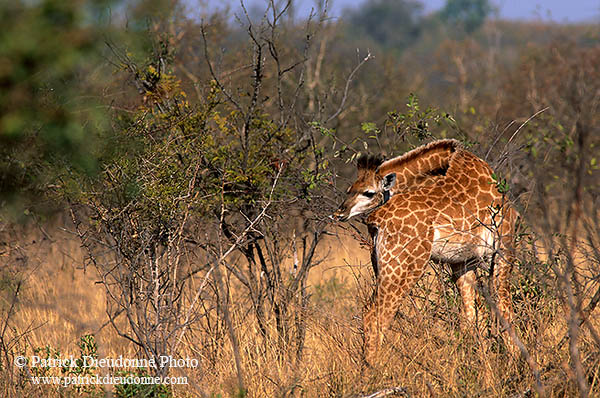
[334,139,519,362]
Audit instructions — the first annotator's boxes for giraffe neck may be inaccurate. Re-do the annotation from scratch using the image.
[377,139,461,192]
[377,140,462,195]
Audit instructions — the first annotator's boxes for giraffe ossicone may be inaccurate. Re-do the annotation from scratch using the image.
[335,139,519,363]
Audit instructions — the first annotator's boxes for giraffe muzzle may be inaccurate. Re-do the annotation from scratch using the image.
[333,206,350,222]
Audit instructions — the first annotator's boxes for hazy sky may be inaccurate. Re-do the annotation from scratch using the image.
[235,0,600,23]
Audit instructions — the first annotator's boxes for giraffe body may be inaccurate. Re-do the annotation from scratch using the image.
[335,140,519,362]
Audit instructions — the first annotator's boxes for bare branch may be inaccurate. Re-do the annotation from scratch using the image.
[200,23,243,113]
[326,50,373,123]
[478,281,547,398]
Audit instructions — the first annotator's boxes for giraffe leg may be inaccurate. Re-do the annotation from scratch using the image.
[493,207,518,327]
[493,253,514,326]
[363,229,433,364]
[451,262,478,327]
[492,244,518,356]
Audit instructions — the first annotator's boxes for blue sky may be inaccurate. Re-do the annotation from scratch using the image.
[219,0,600,23]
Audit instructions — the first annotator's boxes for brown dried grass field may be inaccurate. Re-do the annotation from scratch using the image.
[4,219,600,398]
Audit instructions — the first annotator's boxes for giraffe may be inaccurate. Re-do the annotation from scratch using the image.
[334,139,519,362]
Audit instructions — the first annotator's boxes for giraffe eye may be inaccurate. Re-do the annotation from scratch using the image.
[362,191,376,198]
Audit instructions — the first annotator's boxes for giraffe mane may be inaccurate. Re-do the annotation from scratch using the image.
[357,154,384,172]
[376,139,462,176]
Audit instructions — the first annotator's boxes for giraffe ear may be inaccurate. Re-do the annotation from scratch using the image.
[382,173,396,191]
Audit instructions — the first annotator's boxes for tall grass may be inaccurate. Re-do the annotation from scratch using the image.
[2,222,598,397]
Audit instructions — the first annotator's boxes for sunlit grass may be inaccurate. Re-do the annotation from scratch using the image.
[3,224,599,397]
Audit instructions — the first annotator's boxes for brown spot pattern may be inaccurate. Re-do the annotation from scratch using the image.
[338,140,520,363]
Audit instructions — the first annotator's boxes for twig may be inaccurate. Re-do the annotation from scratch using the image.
[200,23,243,113]
[326,50,373,123]
[504,107,549,149]
[485,107,549,160]
[175,166,284,350]
[478,281,546,397]
[354,386,409,398]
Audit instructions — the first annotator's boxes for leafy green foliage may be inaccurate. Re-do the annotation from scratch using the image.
[63,334,100,395]
[317,93,463,165]
[25,334,102,395]
[79,65,312,242]
[386,93,458,142]
[491,172,509,194]
[0,0,116,217]
[114,368,171,398]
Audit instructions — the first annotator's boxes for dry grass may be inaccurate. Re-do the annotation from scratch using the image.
[2,222,599,397]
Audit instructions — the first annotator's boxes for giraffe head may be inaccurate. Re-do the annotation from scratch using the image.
[334,155,396,221]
